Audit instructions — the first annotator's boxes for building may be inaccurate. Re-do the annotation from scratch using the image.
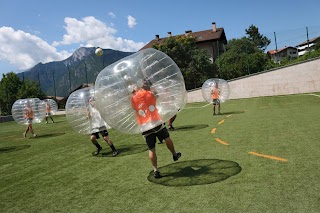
[140,22,227,61]
[296,36,320,56]
[267,46,299,63]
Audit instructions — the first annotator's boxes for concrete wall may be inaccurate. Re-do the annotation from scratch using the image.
[187,57,320,102]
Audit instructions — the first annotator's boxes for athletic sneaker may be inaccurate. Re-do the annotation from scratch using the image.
[23,133,26,138]
[173,152,181,161]
[94,147,102,155]
[154,171,162,178]
[112,151,119,156]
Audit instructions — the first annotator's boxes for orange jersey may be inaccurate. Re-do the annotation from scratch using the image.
[46,104,51,113]
[211,88,219,99]
[131,89,161,125]
[24,107,34,119]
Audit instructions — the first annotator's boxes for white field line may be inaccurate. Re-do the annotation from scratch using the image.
[184,103,211,109]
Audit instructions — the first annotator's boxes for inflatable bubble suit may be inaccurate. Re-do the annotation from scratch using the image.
[11,98,46,125]
[43,99,58,115]
[65,86,110,135]
[201,78,231,103]
[94,48,187,134]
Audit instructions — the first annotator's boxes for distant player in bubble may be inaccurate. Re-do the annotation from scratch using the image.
[45,100,55,124]
[23,101,37,138]
[88,97,119,156]
[131,81,181,179]
[211,83,221,115]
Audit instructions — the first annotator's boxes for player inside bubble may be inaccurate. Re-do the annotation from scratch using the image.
[94,48,187,135]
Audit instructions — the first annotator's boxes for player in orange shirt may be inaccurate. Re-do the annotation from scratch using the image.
[23,101,37,138]
[45,100,55,124]
[131,80,181,179]
[211,84,221,115]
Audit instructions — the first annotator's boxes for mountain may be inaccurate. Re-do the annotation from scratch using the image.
[17,47,134,97]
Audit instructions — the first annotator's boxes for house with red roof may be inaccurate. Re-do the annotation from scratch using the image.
[267,46,298,63]
[140,22,227,61]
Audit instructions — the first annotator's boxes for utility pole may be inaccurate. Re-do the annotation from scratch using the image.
[85,63,88,86]
[306,27,310,58]
[67,65,72,93]
[52,70,56,100]
[274,32,278,63]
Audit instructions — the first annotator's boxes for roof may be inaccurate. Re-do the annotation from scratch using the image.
[296,36,320,47]
[267,46,297,55]
[140,28,225,50]
[46,96,65,101]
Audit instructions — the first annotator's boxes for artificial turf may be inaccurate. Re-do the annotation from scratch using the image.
[0,93,319,212]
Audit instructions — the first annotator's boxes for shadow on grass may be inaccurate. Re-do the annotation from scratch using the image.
[222,111,246,115]
[29,133,66,139]
[173,124,209,131]
[0,145,31,154]
[148,159,242,186]
[93,144,148,157]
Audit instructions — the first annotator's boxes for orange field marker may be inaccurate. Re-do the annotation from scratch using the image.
[215,138,229,145]
[211,128,216,133]
[248,152,288,162]
[218,120,225,125]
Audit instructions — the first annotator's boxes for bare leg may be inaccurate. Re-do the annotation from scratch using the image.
[168,115,176,126]
[91,135,102,155]
[29,125,34,135]
[103,135,113,146]
[103,136,118,155]
[149,148,158,172]
[90,135,100,146]
[164,137,177,155]
[164,137,181,161]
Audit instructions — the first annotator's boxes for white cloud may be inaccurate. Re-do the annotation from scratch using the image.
[0,27,71,70]
[127,15,137,28]
[53,16,144,52]
[0,16,145,72]
[108,12,116,18]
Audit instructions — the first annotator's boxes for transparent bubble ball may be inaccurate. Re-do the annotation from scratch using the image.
[94,48,186,134]
[12,98,46,125]
[201,78,231,103]
[65,86,110,135]
[43,99,58,115]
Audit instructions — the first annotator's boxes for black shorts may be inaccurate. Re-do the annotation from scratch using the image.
[212,99,220,105]
[91,130,109,139]
[143,124,170,150]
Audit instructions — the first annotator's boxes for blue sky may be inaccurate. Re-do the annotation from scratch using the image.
[1,0,320,79]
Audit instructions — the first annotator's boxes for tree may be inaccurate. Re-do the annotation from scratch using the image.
[0,72,46,115]
[245,25,271,51]
[18,79,46,99]
[217,37,269,79]
[0,72,23,115]
[153,36,216,90]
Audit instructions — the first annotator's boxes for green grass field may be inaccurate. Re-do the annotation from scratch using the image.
[1,93,320,212]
